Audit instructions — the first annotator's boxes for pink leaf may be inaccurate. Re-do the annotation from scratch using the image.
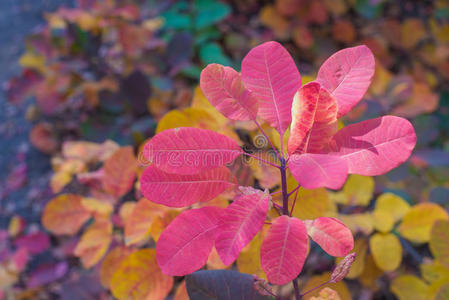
[316,45,375,117]
[289,153,348,189]
[140,165,236,207]
[304,217,354,257]
[14,231,50,255]
[200,64,258,120]
[326,116,416,176]
[288,82,338,155]
[241,41,301,134]
[156,207,223,276]
[261,216,308,285]
[143,127,243,175]
[215,188,270,265]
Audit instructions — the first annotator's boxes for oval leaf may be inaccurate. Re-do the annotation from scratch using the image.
[186,270,271,300]
[391,275,429,300]
[111,249,173,300]
[200,64,258,120]
[369,233,402,272]
[215,188,270,265]
[288,82,338,155]
[261,215,308,285]
[124,198,166,245]
[326,116,416,176]
[398,203,449,244]
[156,207,223,276]
[429,220,449,269]
[289,153,348,189]
[143,127,242,175]
[102,146,137,197]
[316,45,375,117]
[304,217,354,257]
[141,165,236,207]
[42,194,91,236]
[241,41,301,134]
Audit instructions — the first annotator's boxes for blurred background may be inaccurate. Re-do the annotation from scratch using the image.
[0,0,448,299]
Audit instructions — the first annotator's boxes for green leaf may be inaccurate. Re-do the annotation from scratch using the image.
[199,42,232,66]
[194,0,231,28]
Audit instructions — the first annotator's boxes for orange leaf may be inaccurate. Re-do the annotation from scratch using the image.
[124,198,167,245]
[174,281,189,300]
[110,249,173,300]
[74,219,113,268]
[42,194,91,236]
[102,146,137,197]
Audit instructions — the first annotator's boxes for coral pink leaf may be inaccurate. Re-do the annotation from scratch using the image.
[326,116,417,176]
[143,127,243,175]
[288,82,338,155]
[200,64,258,120]
[260,216,308,285]
[241,41,301,134]
[289,153,348,189]
[215,188,271,265]
[140,165,237,208]
[304,217,354,257]
[156,207,223,276]
[316,45,375,117]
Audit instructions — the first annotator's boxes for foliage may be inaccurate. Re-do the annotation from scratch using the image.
[2,0,449,299]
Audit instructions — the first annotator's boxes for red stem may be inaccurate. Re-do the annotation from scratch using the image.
[243,152,280,168]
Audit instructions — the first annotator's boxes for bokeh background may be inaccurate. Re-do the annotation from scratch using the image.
[1,0,448,299]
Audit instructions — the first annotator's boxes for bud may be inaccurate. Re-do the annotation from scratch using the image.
[253,275,273,296]
[330,252,356,283]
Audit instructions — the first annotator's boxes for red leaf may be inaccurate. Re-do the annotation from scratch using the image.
[156,207,223,276]
[289,153,348,189]
[215,188,270,265]
[200,64,258,120]
[288,82,338,155]
[261,216,308,285]
[316,45,375,117]
[102,146,137,197]
[242,41,301,135]
[140,165,236,207]
[326,116,416,176]
[143,127,243,175]
[304,217,354,257]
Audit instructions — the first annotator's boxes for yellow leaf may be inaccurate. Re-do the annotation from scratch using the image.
[375,193,410,222]
[237,232,266,280]
[371,210,394,233]
[191,86,228,126]
[435,284,449,300]
[19,52,46,72]
[259,5,289,38]
[110,249,173,300]
[50,171,73,193]
[359,254,383,290]
[398,203,449,244]
[291,188,331,220]
[8,216,25,238]
[309,287,341,300]
[342,175,374,206]
[401,18,426,49]
[369,233,402,272]
[336,238,367,279]
[81,197,114,217]
[430,219,449,269]
[420,261,449,284]
[391,275,430,300]
[302,273,351,300]
[338,213,374,235]
[42,194,92,236]
[100,246,134,288]
[74,219,112,268]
